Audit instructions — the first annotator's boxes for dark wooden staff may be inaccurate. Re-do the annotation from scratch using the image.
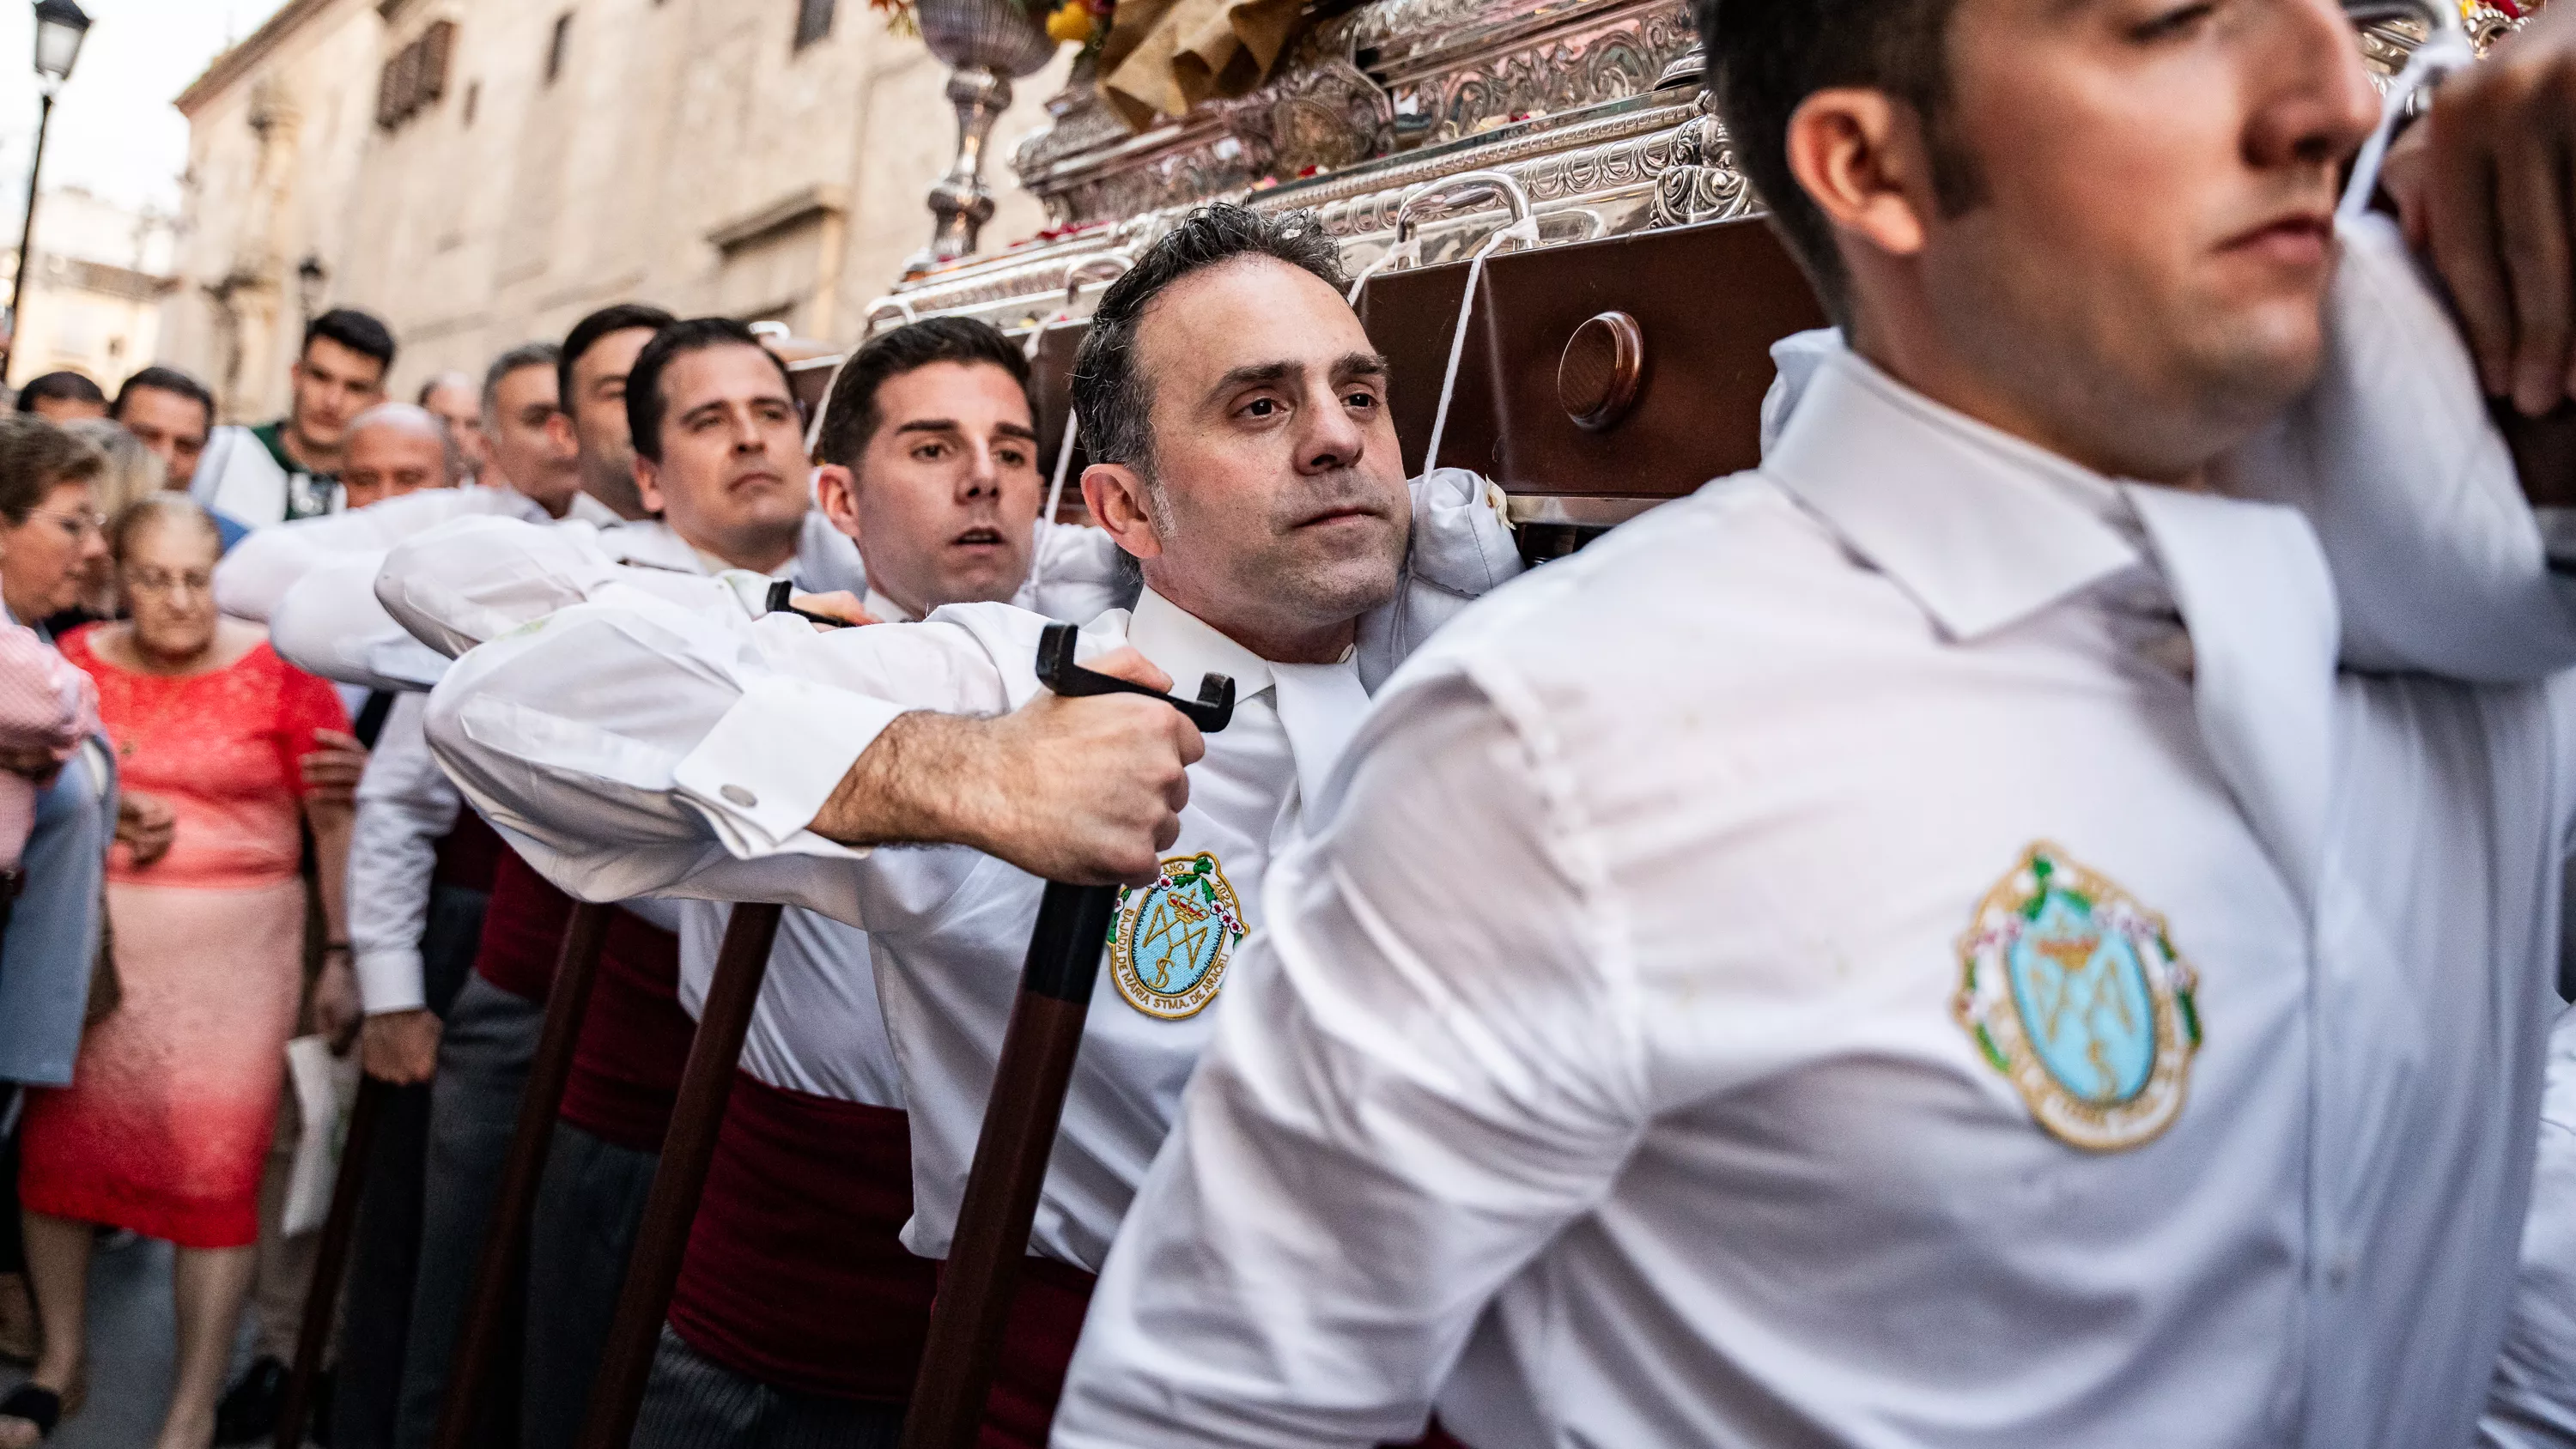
[273,1073,391,1449]
[574,900,787,1449]
[428,899,614,1449]
[899,623,1234,1449]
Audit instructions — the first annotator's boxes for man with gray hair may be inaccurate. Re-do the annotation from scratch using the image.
[417,371,490,482]
[477,343,594,523]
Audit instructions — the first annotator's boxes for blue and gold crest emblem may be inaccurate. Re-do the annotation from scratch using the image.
[1953,842,2202,1152]
[1108,853,1246,1020]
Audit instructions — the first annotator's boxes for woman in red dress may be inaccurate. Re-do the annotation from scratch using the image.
[3,498,353,1449]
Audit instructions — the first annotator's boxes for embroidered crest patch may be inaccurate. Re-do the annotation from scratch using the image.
[1953,842,2202,1152]
[1108,852,1246,1020]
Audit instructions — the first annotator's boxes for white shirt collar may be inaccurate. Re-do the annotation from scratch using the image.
[1765,350,2148,642]
[864,587,918,623]
[566,490,626,528]
[1125,588,1275,701]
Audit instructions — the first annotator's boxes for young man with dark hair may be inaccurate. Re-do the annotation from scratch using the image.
[1038,5,2576,1448]
[552,302,677,521]
[410,204,1518,1449]
[12,371,106,422]
[196,306,398,526]
[111,365,216,494]
[322,312,866,1449]
[604,316,1122,1446]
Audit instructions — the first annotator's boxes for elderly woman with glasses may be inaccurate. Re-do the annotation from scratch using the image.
[3,497,355,1449]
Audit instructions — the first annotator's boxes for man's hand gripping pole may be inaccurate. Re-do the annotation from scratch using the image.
[897,623,1232,1449]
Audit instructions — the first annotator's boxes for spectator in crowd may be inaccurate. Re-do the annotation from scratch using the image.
[340,403,462,512]
[11,375,105,425]
[415,372,488,481]
[48,421,166,626]
[197,408,442,1447]
[0,417,109,1389]
[111,367,216,495]
[4,497,355,1449]
[194,309,396,526]
[111,366,251,556]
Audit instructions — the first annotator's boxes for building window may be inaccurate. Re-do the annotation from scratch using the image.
[373,20,455,130]
[546,13,573,83]
[793,0,834,50]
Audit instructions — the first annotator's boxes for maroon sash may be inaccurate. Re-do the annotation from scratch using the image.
[470,849,572,1003]
[943,1258,1467,1448]
[556,907,688,1152]
[431,809,505,893]
[665,1072,933,1400]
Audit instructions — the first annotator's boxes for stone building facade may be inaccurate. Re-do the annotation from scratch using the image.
[5,186,180,390]
[163,0,1068,421]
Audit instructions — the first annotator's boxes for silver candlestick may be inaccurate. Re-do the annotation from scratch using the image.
[908,0,1059,276]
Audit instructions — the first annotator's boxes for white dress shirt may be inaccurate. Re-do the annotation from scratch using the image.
[1053,349,2576,1449]
[2486,1003,2576,1449]
[349,692,465,1014]
[260,490,862,1014]
[664,573,1110,1113]
[417,474,1522,1268]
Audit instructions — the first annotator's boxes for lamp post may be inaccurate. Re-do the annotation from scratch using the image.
[1,0,89,385]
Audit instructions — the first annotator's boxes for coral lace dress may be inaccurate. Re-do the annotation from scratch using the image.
[18,630,349,1248]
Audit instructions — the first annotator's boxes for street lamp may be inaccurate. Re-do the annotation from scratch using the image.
[1,0,90,384]
[296,254,327,322]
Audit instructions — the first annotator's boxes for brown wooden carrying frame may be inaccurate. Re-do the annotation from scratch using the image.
[572,900,787,1449]
[427,899,615,1449]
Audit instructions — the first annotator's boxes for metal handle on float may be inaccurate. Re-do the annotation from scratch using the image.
[1391,168,1535,252]
[862,295,919,337]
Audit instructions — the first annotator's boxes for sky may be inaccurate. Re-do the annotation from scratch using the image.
[0,0,289,227]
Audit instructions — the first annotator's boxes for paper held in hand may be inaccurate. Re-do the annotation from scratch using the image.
[281,1034,362,1238]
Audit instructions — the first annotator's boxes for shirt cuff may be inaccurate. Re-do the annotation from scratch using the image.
[355,946,427,1016]
[671,674,908,858]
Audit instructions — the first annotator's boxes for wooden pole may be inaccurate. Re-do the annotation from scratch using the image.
[899,621,1236,1449]
[897,882,1119,1449]
[273,1073,390,1449]
[428,900,613,1449]
[573,900,786,1449]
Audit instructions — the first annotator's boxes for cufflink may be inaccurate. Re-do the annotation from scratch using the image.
[720,784,758,808]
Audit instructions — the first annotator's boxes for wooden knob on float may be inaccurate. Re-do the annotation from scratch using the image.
[1558,310,1645,433]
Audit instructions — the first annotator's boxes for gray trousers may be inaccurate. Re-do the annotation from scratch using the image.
[391,972,548,1449]
[333,882,489,1449]
[635,1323,905,1449]
[520,1119,659,1449]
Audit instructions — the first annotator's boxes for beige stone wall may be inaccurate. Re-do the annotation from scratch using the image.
[164,0,1072,415]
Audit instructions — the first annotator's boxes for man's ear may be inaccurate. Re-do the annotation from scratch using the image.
[1081,463,1162,562]
[814,463,861,543]
[544,409,576,454]
[1785,87,1935,261]
[634,454,666,516]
